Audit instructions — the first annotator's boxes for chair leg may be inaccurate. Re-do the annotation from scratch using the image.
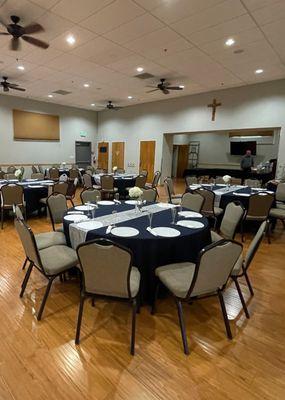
[91,297,95,307]
[75,293,85,344]
[1,208,4,229]
[176,299,189,355]
[266,223,271,244]
[151,281,160,315]
[244,271,254,296]
[22,257,28,270]
[20,262,33,297]
[218,290,232,340]
[233,277,250,319]
[130,299,137,355]
[37,278,54,321]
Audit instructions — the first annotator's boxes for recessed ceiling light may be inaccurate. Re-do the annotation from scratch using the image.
[66,35,76,45]
[255,69,263,74]
[136,67,144,72]
[225,38,235,46]
[83,83,90,88]
[48,94,53,98]
[17,65,25,70]
[128,96,133,99]
[179,85,185,89]
[91,103,95,106]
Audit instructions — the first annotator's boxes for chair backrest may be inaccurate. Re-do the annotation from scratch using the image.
[80,189,101,204]
[247,193,274,219]
[116,168,125,174]
[95,168,105,174]
[181,192,204,213]
[5,173,17,180]
[82,173,93,188]
[220,201,245,240]
[276,183,285,202]
[135,174,147,188]
[14,218,42,269]
[7,165,16,173]
[13,204,24,220]
[185,176,198,186]
[86,165,94,173]
[69,168,79,180]
[38,165,44,174]
[49,167,59,180]
[0,170,5,179]
[164,177,174,195]
[186,240,243,299]
[141,188,157,202]
[1,184,24,206]
[31,172,44,180]
[194,188,215,214]
[214,176,225,184]
[66,180,77,198]
[101,175,114,190]
[244,221,268,271]
[46,193,68,229]
[77,239,134,299]
[53,182,68,196]
[31,165,38,174]
[140,169,148,177]
[163,179,172,203]
[152,171,161,187]
[245,179,261,188]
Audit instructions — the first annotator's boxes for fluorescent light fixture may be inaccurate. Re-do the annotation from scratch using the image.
[66,35,76,45]
[225,38,235,46]
[48,94,53,98]
[255,69,263,74]
[128,96,133,99]
[17,65,25,70]
[83,83,90,88]
[136,67,144,72]
[91,103,95,106]
[232,135,263,139]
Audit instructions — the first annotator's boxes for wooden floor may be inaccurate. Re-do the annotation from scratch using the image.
[0,180,285,400]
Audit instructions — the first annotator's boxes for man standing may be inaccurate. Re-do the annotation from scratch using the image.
[240,149,254,173]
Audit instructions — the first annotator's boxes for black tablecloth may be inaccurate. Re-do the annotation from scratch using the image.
[24,186,48,214]
[219,187,275,209]
[93,175,137,197]
[63,203,211,302]
[184,168,273,184]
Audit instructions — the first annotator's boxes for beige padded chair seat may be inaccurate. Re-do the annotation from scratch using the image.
[172,194,183,199]
[214,207,223,216]
[211,231,223,242]
[171,197,182,205]
[269,208,285,219]
[39,197,47,204]
[155,262,195,298]
[231,253,243,276]
[93,185,101,190]
[39,245,78,275]
[276,201,285,210]
[35,231,66,250]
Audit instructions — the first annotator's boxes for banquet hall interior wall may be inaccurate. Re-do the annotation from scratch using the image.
[0,94,97,176]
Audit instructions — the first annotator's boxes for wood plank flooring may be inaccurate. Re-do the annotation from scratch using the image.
[0,180,284,400]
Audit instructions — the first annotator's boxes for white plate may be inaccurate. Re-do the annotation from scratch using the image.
[64,214,88,222]
[111,227,139,237]
[125,200,139,205]
[97,200,115,205]
[178,211,203,218]
[177,220,204,229]
[75,205,96,211]
[233,192,250,197]
[77,220,103,230]
[151,227,180,237]
[28,185,43,188]
[26,178,37,181]
[157,202,177,208]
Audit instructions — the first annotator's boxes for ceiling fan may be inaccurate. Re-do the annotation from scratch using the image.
[146,78,184,95]
[0,15,49,50]
[98,101,123,110]
[0,76,26,92]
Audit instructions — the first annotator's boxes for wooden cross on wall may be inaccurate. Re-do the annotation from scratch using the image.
[208,98,221,121]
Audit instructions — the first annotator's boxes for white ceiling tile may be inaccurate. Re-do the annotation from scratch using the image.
[171,0,246,37]
[34,11,74,41]
[103,13,163,45]
[28,0,59,9]
[252,1,285,25]
[51,0,114,23]
[49,26,97,51]
[150,0,224,24]
[242,0,281,12]
[0,0,46,25]
[132,0,167,11]
[79,0,145,34]
[22,46,62,65]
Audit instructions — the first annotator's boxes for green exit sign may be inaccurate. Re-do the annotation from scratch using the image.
[80,131,87,137]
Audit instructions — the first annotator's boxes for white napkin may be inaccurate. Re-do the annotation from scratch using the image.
[114,199,121,204]
[67,211,84,214]
[233,192,250,197]
[147,227,158,236]
[106,225,112,234]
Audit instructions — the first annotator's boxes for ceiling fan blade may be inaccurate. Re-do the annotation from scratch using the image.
[10,37,19,50]
[10,86,25,91]
[0,32,9,35]
[146,88,159,93]
[23,23,44,35]
[167,86,183,90]
[145,85,157,88]
[7,83,19,87]
[163,89,170,95]
[22,35,49,49]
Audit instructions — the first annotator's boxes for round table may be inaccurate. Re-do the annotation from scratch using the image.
[93,174,138,197]
[63,202,211,302]
[219,187,275,209]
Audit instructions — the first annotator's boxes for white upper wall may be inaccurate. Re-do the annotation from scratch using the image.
[0,94,97,165]
[98,79,285,177]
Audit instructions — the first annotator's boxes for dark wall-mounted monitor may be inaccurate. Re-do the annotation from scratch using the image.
[230,141,256,156]
[99,146,107,153]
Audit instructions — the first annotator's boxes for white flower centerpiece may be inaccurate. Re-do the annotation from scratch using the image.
[15,168,23,181]
[129,186,143,213]
[113,166,118,175]
[223,174,231,190]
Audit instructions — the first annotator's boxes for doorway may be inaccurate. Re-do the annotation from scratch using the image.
[139,140,156,182]
[75,141,92,169]
[98,142,109,171]
[112,142,125,169]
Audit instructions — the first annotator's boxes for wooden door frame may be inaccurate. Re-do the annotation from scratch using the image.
[111,140,126,170]
[139,139,156,181]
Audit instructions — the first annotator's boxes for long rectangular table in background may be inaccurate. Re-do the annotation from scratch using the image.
[183,168,274,184]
